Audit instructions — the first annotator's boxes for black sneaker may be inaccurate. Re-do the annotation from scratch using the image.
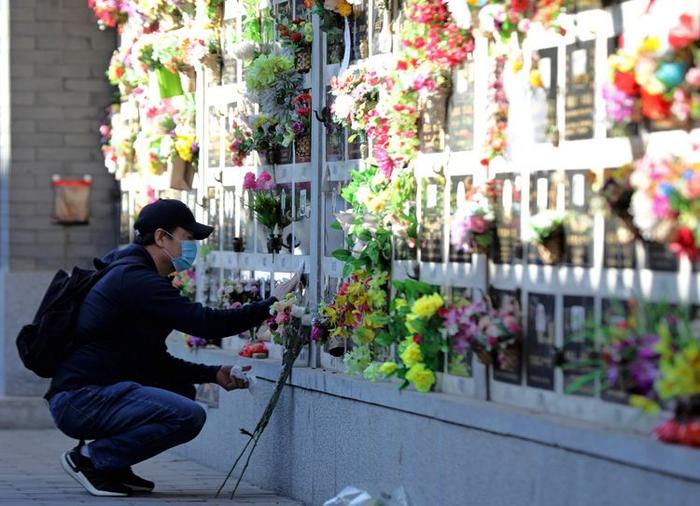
[61,448,131,497]
[114,468,155,493]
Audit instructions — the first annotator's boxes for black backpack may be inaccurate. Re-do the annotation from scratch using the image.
[16,255,145,378]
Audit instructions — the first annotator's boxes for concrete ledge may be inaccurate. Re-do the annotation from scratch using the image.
[171,336,700,484]
[0,396,54,429]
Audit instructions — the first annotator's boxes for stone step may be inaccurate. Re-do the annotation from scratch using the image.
[0,396,54,429]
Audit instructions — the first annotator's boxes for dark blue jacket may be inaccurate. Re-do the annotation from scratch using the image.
[46,244,275,399]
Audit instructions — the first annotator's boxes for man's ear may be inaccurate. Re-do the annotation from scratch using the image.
[153,229,167,247]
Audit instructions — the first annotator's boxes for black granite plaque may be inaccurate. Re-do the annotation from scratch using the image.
[563,295,595,396]
[447,62,474,152]
[563,170,593,267]
[526,292,556,390]
[493,289,523,385]
[222,186,236,251]
[208,105,222,169]
[600,298,631,404]
[535,47,558,143]
[527,170,564,265]
[644,241,678,272]
[241,189,255,253]
[327,29,343,65]
[493,173,523,265]
[420,176,445,263]
[350,0,369,62]
[602,169,637,268]
[449,175,472,263]
[565,40,595,141]
[293,181,312,254]
[371,0,391,54]
[325,87,344,161]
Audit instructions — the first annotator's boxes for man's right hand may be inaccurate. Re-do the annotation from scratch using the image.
[271,273,301,300]
[215,365,251,391]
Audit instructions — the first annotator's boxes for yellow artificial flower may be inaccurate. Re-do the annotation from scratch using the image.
[337,0,352,17]
[400,342,423,368]
[175,135,194,162]
[639,36,659,55]
[411,293,444,319]
[629,395,660,415]
[529,69,543,88]
[405,363,435,393]
[379,362,397,375]
[353,326,375,344]
[512,56,523,74]
[367,193,388,214]
[394,297,408,310]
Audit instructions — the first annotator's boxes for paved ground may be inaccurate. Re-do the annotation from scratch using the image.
[0,430,303,505]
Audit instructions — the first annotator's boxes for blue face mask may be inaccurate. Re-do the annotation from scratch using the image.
[163,231,198,272]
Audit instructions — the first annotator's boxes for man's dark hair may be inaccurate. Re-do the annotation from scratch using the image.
[133,226,176,246]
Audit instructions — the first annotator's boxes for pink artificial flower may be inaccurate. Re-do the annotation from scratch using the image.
[652,195,672,219]
[243,172,256,190]
[469,215,491,234]
[255,170,275,190]
[686,67,700,87]
[502,315,520,334]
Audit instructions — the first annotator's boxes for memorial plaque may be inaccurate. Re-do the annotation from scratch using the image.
[241,189,256,253]
[327,29,343,65]
[324,182,347,257]
[603,169,636,268]
[447,62,474,152]
[222,186,236,251]
[207,105,222,169]
[563,170,593,267]
[449,175,472,263]
[493,289,523,385]
[643,241,678,272]
[527,170,564,265]
[371,0,391,55]
[350,0,369,62]
[325,87,344,162]
[206,186,221,249]
[534,48,558,143]
[293,181,312,255]
[420,176,444,263]
[119,191,131,244]
[526,292,556,390]
[563,296,595,396]
[395,197,418,261]
[275,0,291,25]
[601,298,632,404]
[493,173,523,265]
[294,0,309,17]
[324,276,342,303]
[565,40,595,141]
[221,17,238,85]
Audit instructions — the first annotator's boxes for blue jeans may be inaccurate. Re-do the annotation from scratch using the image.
[48,381,206,470]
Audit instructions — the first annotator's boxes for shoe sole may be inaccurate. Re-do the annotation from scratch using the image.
[60,451,129,497]
[122,483,154,493]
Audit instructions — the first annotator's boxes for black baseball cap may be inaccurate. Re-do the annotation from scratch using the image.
[134,199,214,240]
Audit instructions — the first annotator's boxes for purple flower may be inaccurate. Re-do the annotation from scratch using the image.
[602,83,635,124]
[292,121,305,135]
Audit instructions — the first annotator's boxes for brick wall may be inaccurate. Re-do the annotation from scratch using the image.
[9,0,118,272]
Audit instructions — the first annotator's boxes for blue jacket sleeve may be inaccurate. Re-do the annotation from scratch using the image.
[120,265,276,338]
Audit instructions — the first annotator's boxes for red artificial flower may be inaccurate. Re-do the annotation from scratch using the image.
[640,89,672,120]
[397,60,408,71]
[413,334,422,344]
[668,13,700,50]
[669,226,699,260]
[613,71,639,96]
[510,0,529,14]
[291,32,302,43]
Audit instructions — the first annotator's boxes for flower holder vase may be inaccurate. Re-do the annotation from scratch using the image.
[267,234,283,254]
[167,156,195,191]
[202,54,222,86]
[294,134,311,161]
[472,343,494,366]
[232,237,244,252]
[536,226,565,265]
[325,334,346,357]
[295,46,312,74]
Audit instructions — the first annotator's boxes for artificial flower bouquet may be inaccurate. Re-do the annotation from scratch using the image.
[450,180,497,255]
[629,145,700,259]
[88,0,129,31]
[291,93,312,159]
[378,280,446,393]
[239,340,269,358]
[171,267,197,300]
[278,18,313,73]
[217,278,262,309]
[526,209,566,264]
[605,12,700,129]
[249,114,289,163]
[443,295,522,370]
[228,115,255,167]
[264,293,306,345]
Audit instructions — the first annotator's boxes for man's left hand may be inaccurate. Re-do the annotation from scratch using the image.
[216,365,252,391]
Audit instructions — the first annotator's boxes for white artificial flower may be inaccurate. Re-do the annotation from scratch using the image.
[355,186,372,206]
[291,305,306,318]
[630,191,658,241]
[447,0,472,30]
